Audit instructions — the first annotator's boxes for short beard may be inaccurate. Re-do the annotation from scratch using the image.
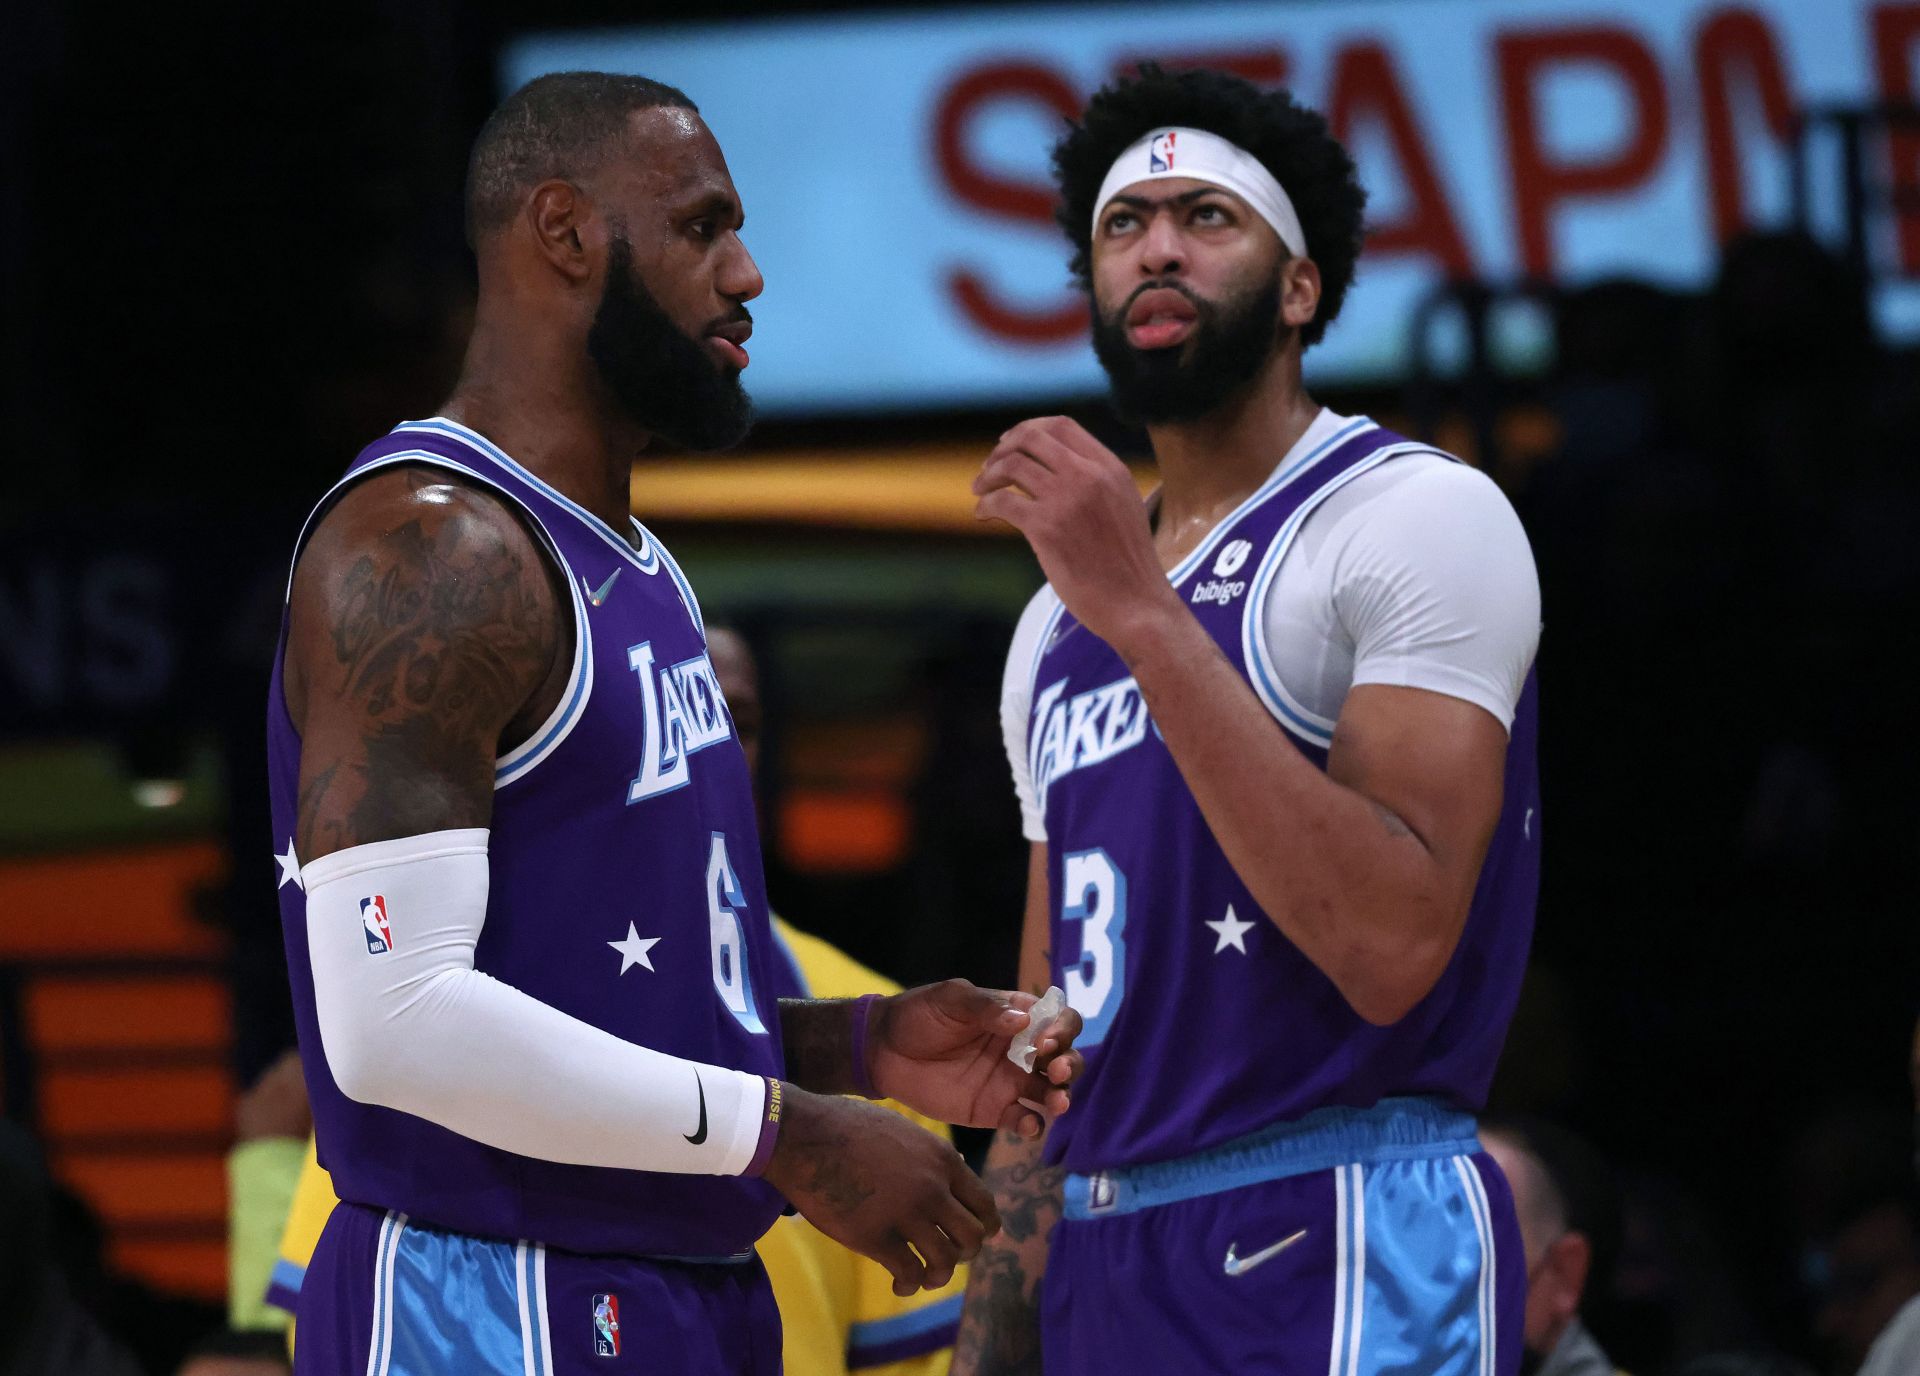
[587,234,754,450]
[1091,276,1285,425]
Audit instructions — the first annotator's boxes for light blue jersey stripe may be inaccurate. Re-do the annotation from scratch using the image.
[1241,443,1450,748]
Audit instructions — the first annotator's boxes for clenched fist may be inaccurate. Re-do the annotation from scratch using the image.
[972,416,1185,655]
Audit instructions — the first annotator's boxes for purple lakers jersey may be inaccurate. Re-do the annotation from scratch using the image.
[1024,418,1541,1174]
[267,416,786,1257]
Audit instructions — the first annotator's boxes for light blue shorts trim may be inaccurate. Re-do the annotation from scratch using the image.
[1063,1097,1481,1220]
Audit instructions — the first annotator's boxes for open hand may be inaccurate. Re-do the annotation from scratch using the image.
[868,980,1084,1140]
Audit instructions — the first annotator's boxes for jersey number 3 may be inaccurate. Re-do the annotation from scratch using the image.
[706,833,767,1034]
[1060,848,1127,1046]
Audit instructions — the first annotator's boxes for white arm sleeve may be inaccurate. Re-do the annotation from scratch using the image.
[303,830,769,1176]
[1000,587,1060,843]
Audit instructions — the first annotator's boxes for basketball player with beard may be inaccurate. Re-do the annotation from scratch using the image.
[954,67,1542,1375]
[267,72,1081,1375]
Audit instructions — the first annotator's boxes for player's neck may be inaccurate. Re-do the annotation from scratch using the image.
[440,329,649,540]
[1145,357,1319,538]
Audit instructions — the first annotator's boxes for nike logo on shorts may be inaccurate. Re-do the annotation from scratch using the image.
[1223,1227,1307,1276]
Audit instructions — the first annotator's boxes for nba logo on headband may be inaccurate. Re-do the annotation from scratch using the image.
[1094,126,1309,258]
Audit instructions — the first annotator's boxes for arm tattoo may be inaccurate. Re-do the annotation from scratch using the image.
[953,1127,1064,1376]
[763,1090,877,1213]
[295,486,556,859]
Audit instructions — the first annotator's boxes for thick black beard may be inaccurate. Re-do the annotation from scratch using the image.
[1090,276,1285,425]
[586,235,753,451]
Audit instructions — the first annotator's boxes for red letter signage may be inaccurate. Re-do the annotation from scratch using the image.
[1499,26,1671,278]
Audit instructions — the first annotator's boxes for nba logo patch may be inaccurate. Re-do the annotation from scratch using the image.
[1149,130,1176,172]
[360,896,394,955]
[1088,1171,1118,1214]
[592,1293,621,1357]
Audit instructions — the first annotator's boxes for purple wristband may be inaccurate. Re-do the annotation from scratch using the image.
[850,994,884,1099]
[744,1077,783,1178]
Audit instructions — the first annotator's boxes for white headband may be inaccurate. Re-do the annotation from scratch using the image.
[1092,127,1308,258]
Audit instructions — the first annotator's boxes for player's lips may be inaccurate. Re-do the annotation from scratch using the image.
[1124,288,1199,350]
[706,320,752,369]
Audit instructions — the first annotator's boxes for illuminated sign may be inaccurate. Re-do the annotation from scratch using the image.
[505,1,1920,414]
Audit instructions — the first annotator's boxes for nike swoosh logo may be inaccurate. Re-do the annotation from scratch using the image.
[585,568,622,607]
[684,1071,708,1145]
[1223,1227,1307,1276]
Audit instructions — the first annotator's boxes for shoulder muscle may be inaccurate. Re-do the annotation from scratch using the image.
[287,467,562,862]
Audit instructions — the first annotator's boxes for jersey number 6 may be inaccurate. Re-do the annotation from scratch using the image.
[706,833,767,1034]
[1060,848,1127,1046]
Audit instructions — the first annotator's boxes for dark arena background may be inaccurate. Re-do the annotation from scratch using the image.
[2,1,1917,1373]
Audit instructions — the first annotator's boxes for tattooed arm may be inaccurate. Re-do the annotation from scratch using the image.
[953,843,1063,1376]
[283,467,1008,1275]
[284,466,567,860]
[280,471,767,1172]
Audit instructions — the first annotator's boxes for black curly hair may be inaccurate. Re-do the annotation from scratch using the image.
[1052,65,1367,349]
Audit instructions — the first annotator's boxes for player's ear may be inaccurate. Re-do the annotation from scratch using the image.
[1544,1230,1592,1323]
[1280,255,1321,334]
[525,180,595,284]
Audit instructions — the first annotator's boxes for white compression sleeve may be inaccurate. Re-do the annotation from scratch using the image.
[303,830,769,1176]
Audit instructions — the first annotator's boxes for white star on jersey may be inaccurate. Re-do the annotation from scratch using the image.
[1206,905,1255,954]
[275,839,303,891]
[609,923,662,974]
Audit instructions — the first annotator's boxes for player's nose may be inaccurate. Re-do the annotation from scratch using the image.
[1139,212,1185,277]
[721,236,764,304]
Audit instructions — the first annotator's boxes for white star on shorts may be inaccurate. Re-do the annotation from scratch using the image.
[1206,905,1255,955]
[609,922,662,974]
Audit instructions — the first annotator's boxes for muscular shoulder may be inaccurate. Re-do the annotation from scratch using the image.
[292,465,554,617]
[1304,453,1524,561]
[288,466,562,713]
[286,465,566,858]
[1320,458,1537,629]
[1267,454,1540,730]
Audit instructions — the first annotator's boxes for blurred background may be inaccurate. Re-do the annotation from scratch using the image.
[2,0,1917,1373]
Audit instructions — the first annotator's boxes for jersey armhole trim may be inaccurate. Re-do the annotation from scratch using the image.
[393,417,663,578]
[1239,443,1450,750]
[1165,415,1377,589]
[277,449,593,790]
